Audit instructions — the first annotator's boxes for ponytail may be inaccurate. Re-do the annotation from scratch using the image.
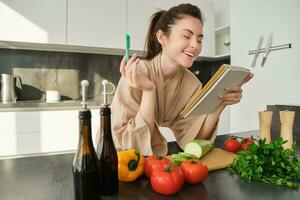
[143,10,166,60]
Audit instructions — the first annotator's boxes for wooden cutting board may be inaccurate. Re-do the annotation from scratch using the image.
[200,148,235,171]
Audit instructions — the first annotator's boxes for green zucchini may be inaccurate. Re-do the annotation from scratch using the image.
[184,139,213,158]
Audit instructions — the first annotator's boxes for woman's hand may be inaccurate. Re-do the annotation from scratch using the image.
[204,73,254,139]
[219,72,254,106]
[120,53,155,91]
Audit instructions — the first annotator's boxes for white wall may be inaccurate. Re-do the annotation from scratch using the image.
[212,0,230,28]
[230,0,300,132]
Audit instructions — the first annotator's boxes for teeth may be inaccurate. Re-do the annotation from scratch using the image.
[184,51,194,57]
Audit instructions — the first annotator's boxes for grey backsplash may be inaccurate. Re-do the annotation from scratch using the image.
[0,48,229,102]
[0,49,122,102]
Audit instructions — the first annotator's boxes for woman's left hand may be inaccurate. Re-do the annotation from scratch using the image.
[219,72,254,106]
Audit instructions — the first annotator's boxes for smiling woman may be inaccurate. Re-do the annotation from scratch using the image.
[106,3,252,156]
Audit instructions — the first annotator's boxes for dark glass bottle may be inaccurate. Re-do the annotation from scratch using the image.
[73,80,100,200]
[96,105,119,195]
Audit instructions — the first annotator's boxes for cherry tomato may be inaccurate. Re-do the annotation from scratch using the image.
[144,155,171,178]
[180,160,208,184]
[224,138,241,153]
[240,137,254,151]
[150,165,184,195]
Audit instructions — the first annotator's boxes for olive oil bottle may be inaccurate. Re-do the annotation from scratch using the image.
[96,80,119,195]
[73,80,100,200]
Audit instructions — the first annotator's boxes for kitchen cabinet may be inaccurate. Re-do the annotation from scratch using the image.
[127,0,175,51]
[67,0,126,49]
[175,0,215,57]
[0,109,179,157]
[0,109,100,157]
[215,25,230,56]
[213,0,230,56]
[0,0,67,44]
[0,0,216,57]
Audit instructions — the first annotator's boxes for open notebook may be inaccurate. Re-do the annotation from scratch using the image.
[180,64,250,118]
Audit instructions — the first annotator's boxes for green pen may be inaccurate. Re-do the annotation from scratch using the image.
[125,33,130,61]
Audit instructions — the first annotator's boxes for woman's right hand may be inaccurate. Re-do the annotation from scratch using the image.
[120,53,155,91]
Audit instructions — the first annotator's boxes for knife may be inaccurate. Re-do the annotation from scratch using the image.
[261,33,273,66]
[251,36,263,67]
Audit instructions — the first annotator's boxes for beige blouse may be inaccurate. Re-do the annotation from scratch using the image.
[111,53,217,156]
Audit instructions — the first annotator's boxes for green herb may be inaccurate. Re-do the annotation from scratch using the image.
[229,137,300,188]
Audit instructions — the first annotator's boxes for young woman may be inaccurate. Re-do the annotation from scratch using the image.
[111,3,253,156]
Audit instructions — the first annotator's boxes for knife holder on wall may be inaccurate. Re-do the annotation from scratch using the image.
[249,33,292,67]
[249,43,292,55]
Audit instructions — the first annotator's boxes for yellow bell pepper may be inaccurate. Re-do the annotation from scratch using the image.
[118,149,144,182]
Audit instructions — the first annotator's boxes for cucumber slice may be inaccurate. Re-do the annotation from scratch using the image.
[178,152,198,159]
[184,139,213,158]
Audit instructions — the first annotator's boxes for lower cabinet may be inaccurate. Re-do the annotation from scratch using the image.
[0,109,100,157]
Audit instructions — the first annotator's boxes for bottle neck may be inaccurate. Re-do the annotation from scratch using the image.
[100,107,112,136]
[78,110,95,155]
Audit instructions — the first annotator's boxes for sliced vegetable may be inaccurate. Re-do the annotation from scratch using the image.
[184,139,213,158]
[171,152,198,165]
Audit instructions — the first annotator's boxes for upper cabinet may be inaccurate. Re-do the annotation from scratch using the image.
[213,0,230,56]
[0,0,67,44]
[215,25,230,56]
[127,0,175,51]
[0,0,216,57]
[67,0,126,49]
[175,0,215,57]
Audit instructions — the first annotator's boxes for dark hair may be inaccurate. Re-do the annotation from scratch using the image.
[143,3,203,60]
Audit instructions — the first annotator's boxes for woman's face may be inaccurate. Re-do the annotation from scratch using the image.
[161,15,203,68]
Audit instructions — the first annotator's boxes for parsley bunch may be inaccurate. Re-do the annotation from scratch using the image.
[229,137,300,188]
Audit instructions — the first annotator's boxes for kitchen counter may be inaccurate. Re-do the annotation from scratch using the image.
[0,100,102,112]
[0,132,299,200]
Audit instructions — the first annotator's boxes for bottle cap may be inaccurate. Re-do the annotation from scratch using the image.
[102,80,115,106]
[81,80,89,109]
[79,109,91,119]
[100,106,111,115]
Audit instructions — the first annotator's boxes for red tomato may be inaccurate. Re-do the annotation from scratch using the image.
[224,138,241,153]
[240,137,254,151]
[180,160,208,184]
[150,165,184,195]
[144,155,171,178]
